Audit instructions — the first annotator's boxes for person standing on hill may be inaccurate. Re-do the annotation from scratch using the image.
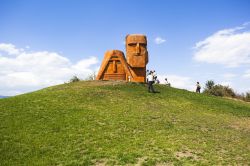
[147,71,156,93]
[152,70,157,81]
[146,70,149,83]
[196,82,201,93]
[165,78,171,86]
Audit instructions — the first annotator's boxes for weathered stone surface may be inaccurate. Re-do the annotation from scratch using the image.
[126,34,148,82]
[126,34,148,67]
[96,34,148,83]
[96,50,132,81]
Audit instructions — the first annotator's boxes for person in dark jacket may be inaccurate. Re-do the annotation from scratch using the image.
[196,82,201,93]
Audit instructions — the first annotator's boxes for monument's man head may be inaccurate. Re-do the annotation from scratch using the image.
[126,34,148,68]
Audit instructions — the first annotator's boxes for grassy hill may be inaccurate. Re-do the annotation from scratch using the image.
[0,81,249,165]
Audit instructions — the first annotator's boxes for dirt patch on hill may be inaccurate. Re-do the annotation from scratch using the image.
[230,118,250,132]
[135,157,173,166]
[82,80,128,87]
[224,97,250,105]
[175,149,200,161]
[135,157,147,166]
[155,162,174,166]
[93,159,108,166]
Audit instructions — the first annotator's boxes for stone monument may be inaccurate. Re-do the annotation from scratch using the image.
[96,34,148,83]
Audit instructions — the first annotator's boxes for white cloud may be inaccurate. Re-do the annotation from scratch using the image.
[0,43,21,55]
[0,43,99,96]
[222,73,236,79]
[219,81,232,87]
[157,74,195,91]
[243,69,250,79]
[193,23,250,67]
[154,37,166,44]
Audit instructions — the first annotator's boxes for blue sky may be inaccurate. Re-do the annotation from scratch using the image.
[0,0,250,95]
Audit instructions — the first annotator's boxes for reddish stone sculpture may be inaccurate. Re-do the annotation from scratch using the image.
[126,34,148,82]
[96,34,148,83]
[96,50,132,81]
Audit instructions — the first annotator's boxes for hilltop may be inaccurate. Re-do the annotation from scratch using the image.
[0,81,249,165]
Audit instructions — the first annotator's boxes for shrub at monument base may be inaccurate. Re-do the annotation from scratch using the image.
[69,75,81,83]
[0,81,249,165]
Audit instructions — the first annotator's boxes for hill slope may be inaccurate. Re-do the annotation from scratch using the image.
[0,81,249,165]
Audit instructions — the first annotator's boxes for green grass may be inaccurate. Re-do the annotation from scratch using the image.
[0,81,250,165]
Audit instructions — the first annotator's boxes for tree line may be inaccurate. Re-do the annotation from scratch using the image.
[203,80,250,102]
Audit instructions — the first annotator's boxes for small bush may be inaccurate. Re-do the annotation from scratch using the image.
[235,93,245,101]
[223,86,236,97]
[205,80,215,90]
[245,92,250,102]
[69,76,80,83]
[203,84,235,97]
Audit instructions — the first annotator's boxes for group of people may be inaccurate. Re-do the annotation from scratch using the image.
[146,69,201,93]
[146,70,172,93]
[146,70,158,83]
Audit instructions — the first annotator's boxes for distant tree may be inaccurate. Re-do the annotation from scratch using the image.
[203,81,235,98]
[206,84,224,97]
[234,92,243,100]
[204,79,250,102]
[223,85,236,97]
[205,80,215,90]
[245,92,250,102]
[69,76,81,83]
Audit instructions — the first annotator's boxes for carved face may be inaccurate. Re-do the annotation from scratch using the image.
[126,35,148,67]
